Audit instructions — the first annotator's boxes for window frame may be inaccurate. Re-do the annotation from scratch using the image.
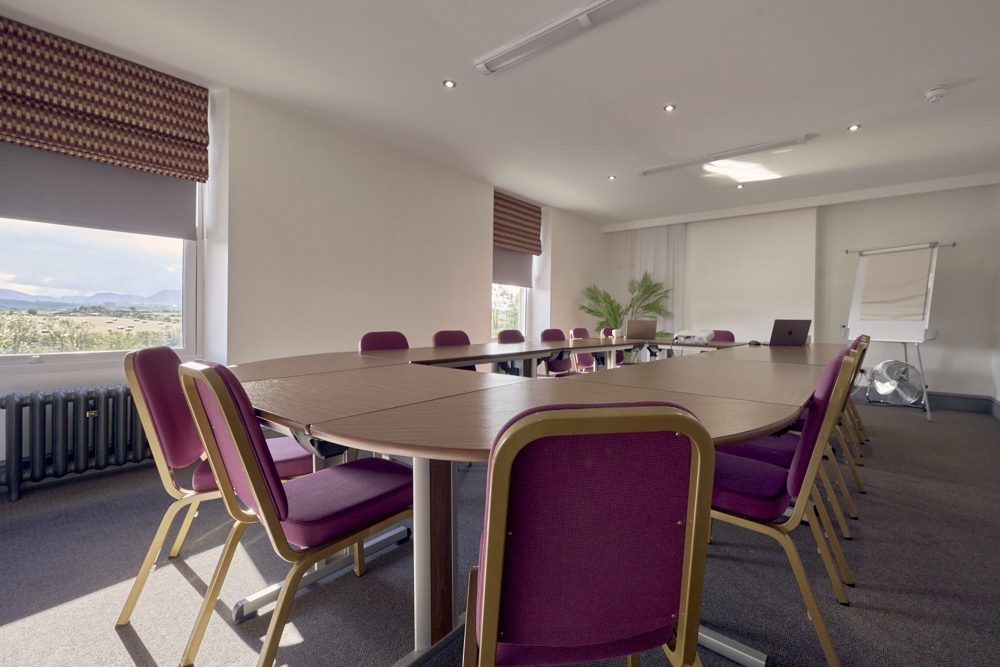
[0,184,203,371]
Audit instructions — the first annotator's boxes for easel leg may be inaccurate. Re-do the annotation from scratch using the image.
[916,343,931,422]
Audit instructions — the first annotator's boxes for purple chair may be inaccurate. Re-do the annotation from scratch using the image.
[569,327,597,372]
[497,329,525,344]
[539,328,575,376]
[602,326,635,366]
[712,330,736,343]
[710,352,856,667]
[433,329,477,371]
[177,360,414,667]
[462,402,715,667]
[116,347,312,627]
[359,330,409,352]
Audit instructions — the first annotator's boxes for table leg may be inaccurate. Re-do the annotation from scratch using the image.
[698,626,774,667]
[522,358,535,378]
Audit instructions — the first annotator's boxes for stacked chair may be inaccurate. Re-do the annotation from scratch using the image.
[116,346,314,627]
[463,402,715,667]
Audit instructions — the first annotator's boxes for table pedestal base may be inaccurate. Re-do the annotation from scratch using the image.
[231,525,412,624]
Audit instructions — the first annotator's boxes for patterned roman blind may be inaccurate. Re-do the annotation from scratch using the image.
[493,191,542,256]
[0,16,209,182]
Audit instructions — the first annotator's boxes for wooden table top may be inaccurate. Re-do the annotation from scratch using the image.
[359,339,642,366]
[243,363,528,433]
[228,351,404,382]
[567,354,825,407]
[309,377,801,462]
[646,339,748,349]
[712,343,847,366]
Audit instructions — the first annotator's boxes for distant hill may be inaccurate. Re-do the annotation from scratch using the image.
[0,289,57,302]
[1,289,182,309]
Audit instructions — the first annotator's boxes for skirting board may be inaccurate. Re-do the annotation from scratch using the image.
[923,391,1000,419]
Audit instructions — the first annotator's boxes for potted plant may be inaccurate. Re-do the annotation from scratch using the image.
[578,272,672,362]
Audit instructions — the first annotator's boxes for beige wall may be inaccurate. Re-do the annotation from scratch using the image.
[684,208,817,342]
[817,186,1000,398]
[221,92,494,363]
[530,207,604,339]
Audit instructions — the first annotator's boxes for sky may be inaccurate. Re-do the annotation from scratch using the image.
[0,217,183,299]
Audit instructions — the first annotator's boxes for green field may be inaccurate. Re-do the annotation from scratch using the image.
[0,306,182,355]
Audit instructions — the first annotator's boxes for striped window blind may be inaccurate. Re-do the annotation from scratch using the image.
[0,15,209,182]
[493,191,542,256]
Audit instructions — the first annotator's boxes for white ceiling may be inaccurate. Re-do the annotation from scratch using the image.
[3,0,1000,224]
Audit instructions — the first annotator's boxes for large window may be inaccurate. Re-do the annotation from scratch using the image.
[0,217,187,356]
[491,284,527,338]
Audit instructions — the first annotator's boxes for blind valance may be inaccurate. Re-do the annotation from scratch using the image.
[494,191,542,256]
[0,16,209,182]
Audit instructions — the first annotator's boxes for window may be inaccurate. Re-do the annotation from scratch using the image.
[491,284,527,338]
[0,217,192,357]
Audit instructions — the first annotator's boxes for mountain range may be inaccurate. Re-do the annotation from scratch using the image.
[0,289,182,307]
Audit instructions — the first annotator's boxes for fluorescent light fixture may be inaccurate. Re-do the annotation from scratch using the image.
[703,159,782,183]
[475,0,652,75]
[636,134,816,177]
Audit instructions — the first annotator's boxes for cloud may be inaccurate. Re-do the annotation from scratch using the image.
[165,264,182,273]
[0,273,14,281]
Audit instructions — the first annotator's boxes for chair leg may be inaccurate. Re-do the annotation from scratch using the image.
[817,463,851,539]
[353,540,366,577]
[834,426,866,493]
[628,654,641,667]
[806,500,850,605]
[257,554,318,667]
[848,398,870,442]
[773,530,843,667]
[810,487,855,587]
[462,567,480,667]
[169,501,201,558]
[116,498,190,626]
[180,521,249,667]
[825,445,858,519]
[841,417,863,463]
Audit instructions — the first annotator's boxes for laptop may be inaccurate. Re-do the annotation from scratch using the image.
[768,319,812,346]
[623,319,657,339]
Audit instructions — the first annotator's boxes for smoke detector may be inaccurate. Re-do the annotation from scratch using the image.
[924,86,948,103]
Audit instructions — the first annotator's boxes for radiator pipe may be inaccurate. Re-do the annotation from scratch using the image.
[52,390,69,478]
[4,393,23,502]
[94,387,110,470]
[28,392,46,482]
[74,387,90,474]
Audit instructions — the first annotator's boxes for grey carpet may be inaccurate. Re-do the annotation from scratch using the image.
[1,405,999,666]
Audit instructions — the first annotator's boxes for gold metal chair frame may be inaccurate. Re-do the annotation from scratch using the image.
[116,351,223,628]
[462,406,716,667]
[178,361,413,667]
[711,355,858,667]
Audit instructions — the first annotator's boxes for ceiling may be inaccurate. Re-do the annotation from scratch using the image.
[3,0,1000,225]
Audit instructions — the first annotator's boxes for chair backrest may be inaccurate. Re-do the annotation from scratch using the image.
[497,329,525,344]
[712,330,736,343]
[125,347,204,496]
[540,328,573,373]
[787,349,851,498]
[432,330,471,347]
[359,331,409,352]
[476,402,714,667]
[601,327,614,338]
[178,361,290,532]
[570,328,596,367]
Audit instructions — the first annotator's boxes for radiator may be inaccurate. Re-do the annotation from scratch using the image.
[2,386,151,501]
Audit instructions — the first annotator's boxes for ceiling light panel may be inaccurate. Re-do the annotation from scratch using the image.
[475,0,652,75]
[636,134,816,177]
[703,159,782,183]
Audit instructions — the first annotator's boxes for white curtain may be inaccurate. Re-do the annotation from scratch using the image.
[604,224,686,334]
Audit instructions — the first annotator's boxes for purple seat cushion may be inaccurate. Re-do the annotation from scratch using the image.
[712,452,791,522]
[190,436,313,492]
[280,457,413,548]
[724,433,798,470]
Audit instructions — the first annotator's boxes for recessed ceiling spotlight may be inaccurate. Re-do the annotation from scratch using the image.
[443,80,457,88]
[608,175,616,180]
[736,184,744,189]
[664,104,676,112]
[848,124,861,132]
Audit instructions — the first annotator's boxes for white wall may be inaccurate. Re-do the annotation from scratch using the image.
[816,186,1000,398]
[530,207,604,339]
[222,91,494,363]
[683,208,817,342]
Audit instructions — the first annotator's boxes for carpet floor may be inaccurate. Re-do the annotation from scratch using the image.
[1,404,998,667]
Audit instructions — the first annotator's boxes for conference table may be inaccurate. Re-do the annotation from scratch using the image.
[228,341,844,667]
